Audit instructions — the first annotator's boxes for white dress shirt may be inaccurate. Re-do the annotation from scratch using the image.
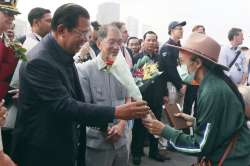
[10,32,42,88]
[218,45,247,84]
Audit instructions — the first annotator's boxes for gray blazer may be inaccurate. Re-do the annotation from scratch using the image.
[77,56,129,150]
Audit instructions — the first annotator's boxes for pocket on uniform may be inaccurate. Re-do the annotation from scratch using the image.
[93,87,106,101]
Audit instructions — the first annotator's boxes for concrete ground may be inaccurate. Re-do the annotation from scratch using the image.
[129,148,196,166]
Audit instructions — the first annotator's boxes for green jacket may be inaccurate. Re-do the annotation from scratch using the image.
[161,71,250,166]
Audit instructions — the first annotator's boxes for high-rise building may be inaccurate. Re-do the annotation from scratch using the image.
[14,18,28,38]
[141,24,153,37]
[96,2,120,24]
[126,16,139,37]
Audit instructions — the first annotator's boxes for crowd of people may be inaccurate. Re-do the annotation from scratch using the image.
[0,1,250,166]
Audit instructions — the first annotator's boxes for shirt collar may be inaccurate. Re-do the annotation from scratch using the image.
[96,53,107,70]
[168,38,181,46]
[33,32,42,41]
[26,32,42,41]
[142,51,158,61]
[230,46,239,51]
[96,50,123,70]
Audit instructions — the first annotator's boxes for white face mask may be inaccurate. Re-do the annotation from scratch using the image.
[177,64,195,84]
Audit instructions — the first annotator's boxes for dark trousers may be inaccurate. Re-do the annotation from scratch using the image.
[131,107,162,157]
[1,128,13,155]
[183,85,199,116]
[13,144,77,166]
[182,85,198,134]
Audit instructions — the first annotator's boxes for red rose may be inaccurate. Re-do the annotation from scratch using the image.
[133,69,144,77]
[106,58,114,66]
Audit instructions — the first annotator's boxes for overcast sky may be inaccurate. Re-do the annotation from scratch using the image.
[16,0,250,46]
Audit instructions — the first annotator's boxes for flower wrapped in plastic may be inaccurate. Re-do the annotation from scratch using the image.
[4,34,28,89]
[132,56,162,93]
[3,34,27,61]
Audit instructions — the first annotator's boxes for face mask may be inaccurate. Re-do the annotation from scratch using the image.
[177,64,195,84]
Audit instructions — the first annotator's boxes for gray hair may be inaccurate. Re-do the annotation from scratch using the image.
[97,24,120,41]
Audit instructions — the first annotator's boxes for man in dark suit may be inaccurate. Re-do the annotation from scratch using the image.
[12,4,149,166]
[131,31,169,165]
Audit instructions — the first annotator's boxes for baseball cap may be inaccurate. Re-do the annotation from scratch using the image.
[168,21,186,35]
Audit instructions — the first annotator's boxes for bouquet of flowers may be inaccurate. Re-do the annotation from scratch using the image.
[9,42,27,61]
[4,33,27,61]
[4,33,28,89]
[132,56,162,92]
[108,51,142,100]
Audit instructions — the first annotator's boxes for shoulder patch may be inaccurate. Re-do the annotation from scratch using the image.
[162,52,168,57]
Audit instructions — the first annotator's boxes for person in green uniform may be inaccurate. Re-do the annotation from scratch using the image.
[144,32,250,166]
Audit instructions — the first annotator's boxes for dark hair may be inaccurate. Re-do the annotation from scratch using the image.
[91,21,101,31]
[111,21,125,30]
[228,28,242,41]
[240,46,249,51]
[127,36,139,45]
[138,39,143,45]
[51,3,90,32]
[191,55,245,110]
[143,31,158,40]
[28,7,51,26]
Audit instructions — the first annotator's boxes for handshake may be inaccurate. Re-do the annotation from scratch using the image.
[114,100,151,120]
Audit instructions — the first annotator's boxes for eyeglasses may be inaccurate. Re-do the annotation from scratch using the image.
[72,29,90,39]
[105,39,123,47]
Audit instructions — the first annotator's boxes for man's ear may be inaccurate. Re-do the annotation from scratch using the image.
[32,19,40,27]
[56,24,67,37]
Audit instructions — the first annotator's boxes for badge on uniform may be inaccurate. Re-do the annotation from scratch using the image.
[162,52,168,57]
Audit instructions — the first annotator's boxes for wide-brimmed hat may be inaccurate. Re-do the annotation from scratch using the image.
[167,32,229,71]
[0,0,20,15]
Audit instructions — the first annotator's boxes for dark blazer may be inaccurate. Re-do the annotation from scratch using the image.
[159,38,183,91]
[132,52,167,110]
[12,33,115,166]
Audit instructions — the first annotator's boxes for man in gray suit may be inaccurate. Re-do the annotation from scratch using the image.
[77,24,130,166]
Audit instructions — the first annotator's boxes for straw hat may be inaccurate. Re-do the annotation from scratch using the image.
[167,32,228,71]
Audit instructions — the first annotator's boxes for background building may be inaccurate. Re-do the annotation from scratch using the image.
[96,2,120,24]
[126,16,139,37]
[14,19,28,38]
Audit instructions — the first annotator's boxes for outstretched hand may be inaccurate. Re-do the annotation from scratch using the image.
[143,118,166,136]
[174,112,195,127]
[115,101,150,120]
[0,151,17,166]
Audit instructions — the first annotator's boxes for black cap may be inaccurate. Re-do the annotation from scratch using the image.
[168,21,186,35]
